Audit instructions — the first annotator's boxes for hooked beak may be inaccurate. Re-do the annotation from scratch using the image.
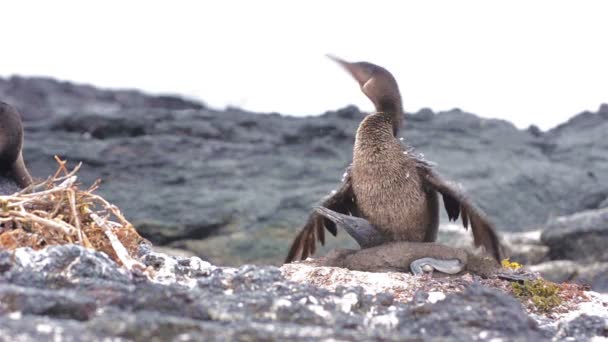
[313,206,348,226]
[326,54,374,87]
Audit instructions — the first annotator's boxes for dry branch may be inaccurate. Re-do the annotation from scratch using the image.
[0,157,147,271]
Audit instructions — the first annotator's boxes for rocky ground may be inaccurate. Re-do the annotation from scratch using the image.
[0,244,606,341]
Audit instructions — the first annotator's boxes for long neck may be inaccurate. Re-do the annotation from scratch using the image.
[355,114,396,151]
[374,94,403,136]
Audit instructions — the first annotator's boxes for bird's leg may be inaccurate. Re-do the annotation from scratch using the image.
[313,207,389,248]
[410,257,464,276]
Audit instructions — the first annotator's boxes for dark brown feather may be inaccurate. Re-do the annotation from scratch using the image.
[316,220,325,245]
[442,192,460,221]
[286,228,305,262]
[284,167,357,263]
[419,166,504,263]
[461,206,469,229]
[308,227,317,255]
[0,102,33,189]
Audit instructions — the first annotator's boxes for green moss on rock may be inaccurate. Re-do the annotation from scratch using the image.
[511,279,562,313]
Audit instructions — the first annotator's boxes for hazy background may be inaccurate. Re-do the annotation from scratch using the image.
[1,0,606,129]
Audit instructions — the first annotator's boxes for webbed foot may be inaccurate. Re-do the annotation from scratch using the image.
[410,257,464,276]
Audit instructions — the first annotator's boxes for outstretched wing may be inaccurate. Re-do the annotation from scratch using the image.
[284,167,357,263]
[416,161,505,263]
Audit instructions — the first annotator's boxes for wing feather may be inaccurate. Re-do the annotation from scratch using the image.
[284,166,357,263]
[418,163,504,263]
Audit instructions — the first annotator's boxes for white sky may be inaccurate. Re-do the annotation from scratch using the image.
[1,1,606,129]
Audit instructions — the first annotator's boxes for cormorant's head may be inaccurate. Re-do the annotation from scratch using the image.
[327,55,402,114]
[313,206,388,249]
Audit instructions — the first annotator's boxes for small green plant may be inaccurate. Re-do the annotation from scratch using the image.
[511,279,562,312]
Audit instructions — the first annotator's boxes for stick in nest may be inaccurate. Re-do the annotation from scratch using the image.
[0,156,148,274]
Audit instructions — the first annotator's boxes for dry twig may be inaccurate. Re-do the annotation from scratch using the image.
[0,157,146,271]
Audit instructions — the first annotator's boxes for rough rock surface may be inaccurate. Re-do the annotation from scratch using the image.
[1,244,606,341]
[529,260,608,293]
[541,207,608,262]
[515,207,608,292]
[0,76,204,121]
[503,230,550,265]
[3,76,608,265]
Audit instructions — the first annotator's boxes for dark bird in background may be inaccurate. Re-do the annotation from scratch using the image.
[0,102,33,195]
[285,56,505,264]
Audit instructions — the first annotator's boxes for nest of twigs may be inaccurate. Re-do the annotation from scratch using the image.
[0,157,147,270]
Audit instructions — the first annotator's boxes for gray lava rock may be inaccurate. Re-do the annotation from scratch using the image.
[527,260,581,284]
[0,76,204,121]
[508,244,549,265]
[2,76,608,265]
[555,314,608,340]
[53,113,148,139]
[502,230,550,265]
[529,260,608,292]
[400,284,546,340]
[0,244,580,341]
[541,207,608,262]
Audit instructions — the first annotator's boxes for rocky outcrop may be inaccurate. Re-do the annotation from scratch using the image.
[528,207,608,292]
[0,244,606,341]
[471,207,608,292]
[3,76,608,266]
[0,76,204,121]
[528,260,608,293]
[541,207,608,262]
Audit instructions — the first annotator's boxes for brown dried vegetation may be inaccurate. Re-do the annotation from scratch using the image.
[0,157,147,269]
